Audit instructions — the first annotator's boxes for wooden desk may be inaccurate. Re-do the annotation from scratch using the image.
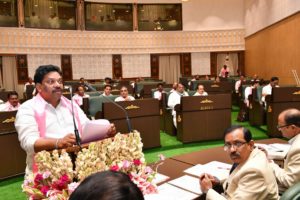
[171,138,287,166]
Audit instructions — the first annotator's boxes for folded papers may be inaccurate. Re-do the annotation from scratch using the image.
[81,119,111,143]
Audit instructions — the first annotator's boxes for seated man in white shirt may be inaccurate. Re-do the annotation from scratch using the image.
[101,85,113,97]
[72,85,90,106]
[194,84,208,96]
[15,65,116,176]
[270,109,300,194]
[169,82,178,93]
[261,76,279,104]
[153,83,165,100]
[167,83,189,128]
[244,81,259,107]
[0,91,21,111]
[115,86,135,102]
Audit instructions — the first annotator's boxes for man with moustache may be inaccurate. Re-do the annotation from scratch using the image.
[15,65,116,176]
[200,125,278,200]
[270,108,300,193]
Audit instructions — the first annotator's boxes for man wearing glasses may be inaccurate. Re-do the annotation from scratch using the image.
[271,108,300,193]
[115,86,135,102]
[15,65,116,176]
[200,125,278,199]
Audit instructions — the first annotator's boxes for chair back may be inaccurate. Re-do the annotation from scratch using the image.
[280,182,300,200]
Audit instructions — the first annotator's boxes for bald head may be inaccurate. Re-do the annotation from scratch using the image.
[278,109,300,139]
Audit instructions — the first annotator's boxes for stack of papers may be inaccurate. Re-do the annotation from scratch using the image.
[255,143,291,160]
[184,161,231,183]
[152,173,170,185]
[168,175,202,195]
[144,183,198,200]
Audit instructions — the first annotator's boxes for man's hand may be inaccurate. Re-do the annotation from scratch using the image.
[107,123,117,137]
[199,173,214,193]
[58,134,76,149]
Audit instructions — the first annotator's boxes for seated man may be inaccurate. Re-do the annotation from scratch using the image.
[69,171,144,200]
[244,81,259,107]
[101,85,113,97]
[270,109,300,193]
[200,125,278,200]
[168,83,188,128]
[15,65,116,176]
[103,77,112,85]
[153,83,165,100]
[0,91,20,111]
[261,76,279,103]
[170,82,178,93]
[194,84,208,96]
[115,86,135,102]
[72,85,90,106]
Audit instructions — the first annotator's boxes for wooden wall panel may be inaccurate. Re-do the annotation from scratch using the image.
[112,55,122,79]
[150,54,159,78]
[180,53,191,76]
[16,55,28,84]
[61,55,73,81]
[245,12,300,85]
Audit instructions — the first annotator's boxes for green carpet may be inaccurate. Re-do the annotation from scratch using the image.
[0,106,269,200]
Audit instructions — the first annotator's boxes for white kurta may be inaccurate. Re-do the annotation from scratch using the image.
[15,96,90,175]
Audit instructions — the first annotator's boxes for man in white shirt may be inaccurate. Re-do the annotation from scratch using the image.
[261,76,279,103]
[194,84,208,96]
[270,109,300,193]
[24,77,35,92]
[169,82,178,93]
[153,83,165,100]
[235,75,245,93]
[0,91,20,111]
[101,84,113,97]
[15,65,116,176]
[72,85,90,106]
[244,81,259,107]
[115,86,135,102]
[167,83,189,128]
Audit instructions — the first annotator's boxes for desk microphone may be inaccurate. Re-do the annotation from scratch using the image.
[87,84,132,133]
[67,85,82,149]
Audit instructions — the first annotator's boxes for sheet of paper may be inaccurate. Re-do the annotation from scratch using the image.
[152,173,170,185]
[269,143,291,152]
[184,161,231,183]
[81,119,111,143]
[256,143,290,160]
[168,175,202,195]
[144,183,198,200]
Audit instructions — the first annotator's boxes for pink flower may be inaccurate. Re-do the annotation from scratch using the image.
[145,166,153,174]
[34,173,43,185]
[122,160,131,169]
[42,171,51,179]
[40,185,50,196]
[133,159,141,166]
[60,174,70,184]
[110,165,119,171]
[68,182,79,194]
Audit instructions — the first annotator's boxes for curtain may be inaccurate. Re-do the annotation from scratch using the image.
[159,55,180,84]
[2,56,23,96]
[141,5,167,22]
[217,53,239,76]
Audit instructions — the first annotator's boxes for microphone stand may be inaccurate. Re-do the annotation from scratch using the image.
[69,86,82,150]
[86,83,132,133]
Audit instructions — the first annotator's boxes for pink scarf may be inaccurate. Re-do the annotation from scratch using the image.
[32,93,82,172]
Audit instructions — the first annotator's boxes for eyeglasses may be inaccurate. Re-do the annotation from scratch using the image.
[276,124,291,130]
[44,78,63,85]
[224,141,247,151]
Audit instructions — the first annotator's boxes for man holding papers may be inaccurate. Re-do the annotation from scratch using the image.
[200,125,278,200]
[271,108,300,193]
[15,65,116,176]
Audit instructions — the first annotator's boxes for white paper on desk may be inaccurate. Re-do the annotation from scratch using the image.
[184,161,231,183]
[168,175,202,195]
[152,173,170,185]
[81,119,111,144]
[256,143,290,160]
[144,183,198,200]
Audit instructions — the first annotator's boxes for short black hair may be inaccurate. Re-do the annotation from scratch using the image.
[271,77,279,82]
[69,171,144,200]
[223,125,252,142]
[34,65,62,84]
[7,91,18,99]
[157,83,163,87]
[284,109,300,128]
[75,85,85,92]
[104,84,112,89]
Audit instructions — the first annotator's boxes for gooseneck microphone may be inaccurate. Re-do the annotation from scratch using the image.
[86,83,132,133]
[68,86,82,149]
